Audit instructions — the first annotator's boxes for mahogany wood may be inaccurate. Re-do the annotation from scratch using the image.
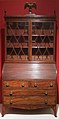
[2,14,57,116]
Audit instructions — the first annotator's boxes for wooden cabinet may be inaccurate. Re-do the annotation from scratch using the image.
[5,15,56,62]
[2,14,57,116]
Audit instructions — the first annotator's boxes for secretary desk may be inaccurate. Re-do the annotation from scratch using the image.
[2,12,57,116]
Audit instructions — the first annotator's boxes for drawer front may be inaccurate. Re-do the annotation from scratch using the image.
[3,89,56,96]
[3,96,56,106]
[3,80,56,89]
[31,80,56,89]
[3,80,29,88]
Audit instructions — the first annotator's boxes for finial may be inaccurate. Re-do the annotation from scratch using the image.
[24,2,37,14]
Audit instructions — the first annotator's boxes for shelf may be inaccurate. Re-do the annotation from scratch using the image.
[6,55,28,60]
[7,29,28,36]
[7,42,54,49]
[7,29,54,36]
[32,42,53,48]
[6,54,53,62]
[7,43,28,48]
[32,55,53,61]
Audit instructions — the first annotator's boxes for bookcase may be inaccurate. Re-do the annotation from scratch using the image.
[2,14,57,116]
[5,15,56,62]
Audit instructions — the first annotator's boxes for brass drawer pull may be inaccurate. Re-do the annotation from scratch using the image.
[45,91,48,96]
[6,82,9,87]
[10,100,12,105]
[50,82,53,87]
[22,83,24,87]
[10,91,12,96]
[34,83,37,87]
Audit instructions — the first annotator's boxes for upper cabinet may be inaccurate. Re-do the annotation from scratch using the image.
[4,15,56,62]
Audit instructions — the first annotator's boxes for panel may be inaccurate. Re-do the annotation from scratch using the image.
[32,21,55,62]
[6,21,29,61]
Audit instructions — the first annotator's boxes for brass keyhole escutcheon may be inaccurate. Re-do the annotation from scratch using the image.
[22,93,24,96]
[6,82,9,87]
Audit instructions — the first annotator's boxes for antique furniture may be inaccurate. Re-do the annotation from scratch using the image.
[2,13,57,116]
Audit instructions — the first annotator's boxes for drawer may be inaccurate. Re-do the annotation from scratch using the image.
[3,89,56,96]
[2,80,56,89]
[3,96,56,106]
[31,80,56,89]
[2,80,29,88]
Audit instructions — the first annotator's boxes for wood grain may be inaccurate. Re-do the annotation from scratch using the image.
[2,63,57,80]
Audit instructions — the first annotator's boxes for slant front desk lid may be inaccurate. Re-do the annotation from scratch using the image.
[2,63,57,80]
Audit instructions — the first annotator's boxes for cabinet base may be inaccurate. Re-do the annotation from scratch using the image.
[2,105,57,117]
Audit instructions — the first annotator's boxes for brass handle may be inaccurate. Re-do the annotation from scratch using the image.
[45,91,48,96]
[50,82,53,87]
[34,83,37,87]
[6,82,9,87]
[10,91,12,96]
[10,100,12,105]
[22,83,24,87]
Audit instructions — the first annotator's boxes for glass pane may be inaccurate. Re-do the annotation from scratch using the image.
[6,21,29,60]
[32,21,54,62]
